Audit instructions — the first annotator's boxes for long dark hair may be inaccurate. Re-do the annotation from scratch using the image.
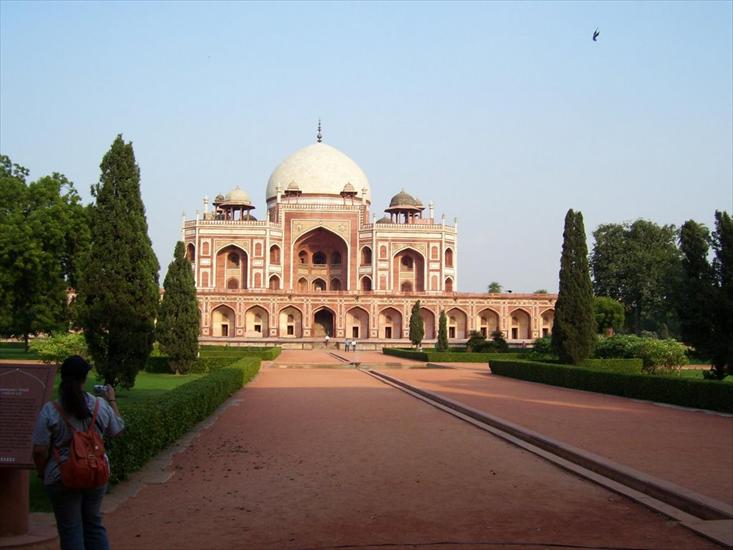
[59,358,91,420]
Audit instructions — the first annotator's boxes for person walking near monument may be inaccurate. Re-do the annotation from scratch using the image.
[31,355,124,550]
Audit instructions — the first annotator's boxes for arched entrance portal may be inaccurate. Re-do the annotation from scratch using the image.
[313,308,335,338]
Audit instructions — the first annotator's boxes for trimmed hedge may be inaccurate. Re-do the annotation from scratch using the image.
[581,358,643,373]
[107,357,260,483]
[145,356,239,374]
[383,347,524,363]
[489,359,733,413]
[200,346,282,360]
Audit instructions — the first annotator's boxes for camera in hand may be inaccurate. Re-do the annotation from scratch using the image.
[94,384,108,396]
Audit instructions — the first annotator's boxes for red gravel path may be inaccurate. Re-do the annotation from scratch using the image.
[379,366,733,505]
[105,369,717,549]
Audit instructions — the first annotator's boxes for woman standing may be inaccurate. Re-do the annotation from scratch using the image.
[32,355,124,550]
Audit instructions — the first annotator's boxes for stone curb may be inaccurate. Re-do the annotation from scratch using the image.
[367,369,733,522]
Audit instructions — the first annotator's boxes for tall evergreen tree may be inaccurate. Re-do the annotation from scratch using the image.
[0,156,89,348]
[408,300,424,349]
[157,242,200,373]
[552,209,596,364]
[710,211,733,378]
[676,221,715,354]
[78,136,160,388]
[436,310,448,351]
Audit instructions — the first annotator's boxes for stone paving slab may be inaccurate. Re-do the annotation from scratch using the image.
[374,366,733,505]
[105,369,716,549]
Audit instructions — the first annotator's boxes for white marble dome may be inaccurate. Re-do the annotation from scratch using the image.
[266,143,371,202]
[224,186,252,205]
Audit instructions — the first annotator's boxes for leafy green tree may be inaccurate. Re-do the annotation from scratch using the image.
[591,220,680,335]
[0,156,89,349]
[594,296,625,335]
[157,242,200,373]
[30,333,89,366]
[552,209,596,364]
[436,310,448,351]
[408,300,424,349]
[487,281,503,293]
[534,289,548,294]
[78,135,160,388]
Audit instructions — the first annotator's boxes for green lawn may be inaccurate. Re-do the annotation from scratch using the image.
[0,341,41,360]
[30,370,202,512]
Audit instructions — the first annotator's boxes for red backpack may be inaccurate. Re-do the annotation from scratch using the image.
[53,399,110,489]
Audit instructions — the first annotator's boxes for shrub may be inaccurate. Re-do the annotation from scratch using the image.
[30,333,89,365]
[106,357,260,483]
[488,359,732,413]
[594,335,687,373]
[527,336,555,361]
[581,358,643,373]
[466,330,486,352]
[490,330,509,352]
[199,346,282,360]
[145,356,240,374]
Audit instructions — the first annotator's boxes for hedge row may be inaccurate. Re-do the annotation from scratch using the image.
[489,359,733,413]
[383,347,523,363]
[581,358,643,373]
[145,356,239,374]
[200,346,282,360]
[107,357,260,483]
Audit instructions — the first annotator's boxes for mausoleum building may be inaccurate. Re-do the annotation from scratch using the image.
[182,130,556,348]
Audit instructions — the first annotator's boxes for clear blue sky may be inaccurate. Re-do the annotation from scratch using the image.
[1,1,731,292]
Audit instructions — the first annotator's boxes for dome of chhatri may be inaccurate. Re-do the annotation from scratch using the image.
[266,143,371,202]
[226,186,251,204]
[388,189,419,208]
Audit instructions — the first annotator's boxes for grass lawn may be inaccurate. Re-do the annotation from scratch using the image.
[0,341,41,360]
[30,370,203,512]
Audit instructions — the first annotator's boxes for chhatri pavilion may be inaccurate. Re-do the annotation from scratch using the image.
[182,127,555,348]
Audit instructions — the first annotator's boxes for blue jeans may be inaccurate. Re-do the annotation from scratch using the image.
[45,483,110,550]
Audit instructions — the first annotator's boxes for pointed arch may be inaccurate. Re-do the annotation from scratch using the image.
[509,308,532,340]
[476,308,500,338]
[211,305,235,337]
[346,306,369,340]
[292,227,350,291]
[279,305,303,338]
[446,307,467,339]
[392,247,425,293]
[245,306,269,337]
[269,274,280,290]
[379,307,403,339]
[215,244,248,290]
[540,308,555,337]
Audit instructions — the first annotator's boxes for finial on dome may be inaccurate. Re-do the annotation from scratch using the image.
[316,119,323,143]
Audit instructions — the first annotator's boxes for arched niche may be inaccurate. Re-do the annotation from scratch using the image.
[445,277,454,292]
[245,306,268,337]
[476,308,500,338]
[330,278,342,291]
[313,278,326,291]
[279,306,302,337]
[360,276,372,291]
[186,243,196,262]
[269,245,280,265]
[393,248,425,293]
[361,246,372,265]
[379,307,402,339]
[445,248,453,267]
[216,245,248,290]
[269,275,280,290]
[297,277,308,292]
[446,307,467,339]
[510,308,531,340]
[313,307,335,338]
[346,307,369,340]
[211,305,235,337]
[541,309,554,337]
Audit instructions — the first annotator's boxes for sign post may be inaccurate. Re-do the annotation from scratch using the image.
[0,362,57,544]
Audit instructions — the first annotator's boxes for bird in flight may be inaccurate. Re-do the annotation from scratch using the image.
[593,28,600,42]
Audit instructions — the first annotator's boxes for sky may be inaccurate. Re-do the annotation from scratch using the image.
[1,1,731,292]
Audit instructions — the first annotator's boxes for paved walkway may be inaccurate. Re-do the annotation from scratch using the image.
[105,368,716,549]
[376,365,733,505]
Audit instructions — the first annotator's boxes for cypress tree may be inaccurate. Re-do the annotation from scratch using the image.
[436,310,448,351]
[552,209,596,364]
[78,135,160,388]
[710,211,733,378]
[676,221,715,354]
[157,242,200,374]
[409,300,424,349]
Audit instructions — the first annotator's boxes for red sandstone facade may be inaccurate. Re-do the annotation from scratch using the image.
[183,138,555,349]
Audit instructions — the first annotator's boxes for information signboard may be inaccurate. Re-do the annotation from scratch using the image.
[0,364,56,468]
